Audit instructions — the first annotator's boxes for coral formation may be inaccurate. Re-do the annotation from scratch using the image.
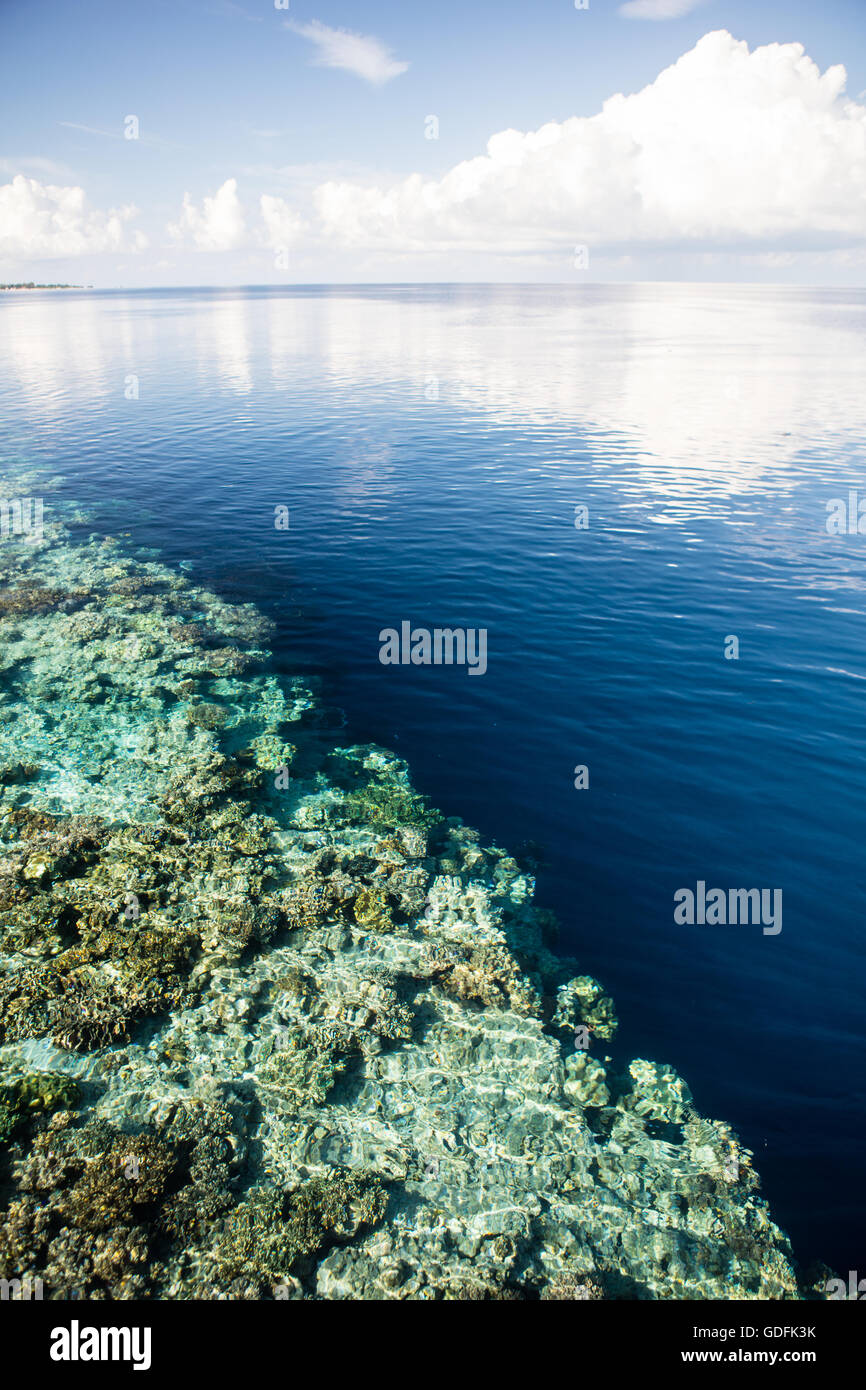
[219,1173,389,1286]
[0,1102,240,1298]
[0,1071,80,1144]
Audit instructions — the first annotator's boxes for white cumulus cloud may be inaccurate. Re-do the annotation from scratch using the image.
[620,0,710,19]
[0,174,144,258]
[287,19,409,85]
[260,194,305,250]
[168,177,246,251]
[311,31,866,256]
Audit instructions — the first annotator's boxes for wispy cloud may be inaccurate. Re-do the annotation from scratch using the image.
[59,120,186,152]
[59,121,121,139]
[287,19,409,85]
[619,0,710,19]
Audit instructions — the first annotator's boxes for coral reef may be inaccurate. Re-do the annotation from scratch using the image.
[0,472,821,1301]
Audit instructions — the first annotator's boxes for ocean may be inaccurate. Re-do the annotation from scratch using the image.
[1,281,865,1277]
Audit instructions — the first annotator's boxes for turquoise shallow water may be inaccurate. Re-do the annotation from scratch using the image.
[1,282,865,1274]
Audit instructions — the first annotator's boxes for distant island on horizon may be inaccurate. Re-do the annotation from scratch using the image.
[1,281,87,291]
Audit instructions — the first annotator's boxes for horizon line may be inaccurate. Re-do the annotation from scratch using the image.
[3,280,864,293]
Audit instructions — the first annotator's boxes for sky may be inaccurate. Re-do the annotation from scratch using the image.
[1,0,865,285]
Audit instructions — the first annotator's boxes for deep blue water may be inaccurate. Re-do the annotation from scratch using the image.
[2,283,865,1274]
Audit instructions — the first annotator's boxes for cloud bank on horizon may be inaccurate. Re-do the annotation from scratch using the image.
[2,31,864,275]
[308,31,865,255]
[0,174,146,258]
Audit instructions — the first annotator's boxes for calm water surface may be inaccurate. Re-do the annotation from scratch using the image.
[2,283,865,1272]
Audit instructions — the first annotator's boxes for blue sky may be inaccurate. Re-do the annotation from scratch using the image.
[2,0,865,284]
